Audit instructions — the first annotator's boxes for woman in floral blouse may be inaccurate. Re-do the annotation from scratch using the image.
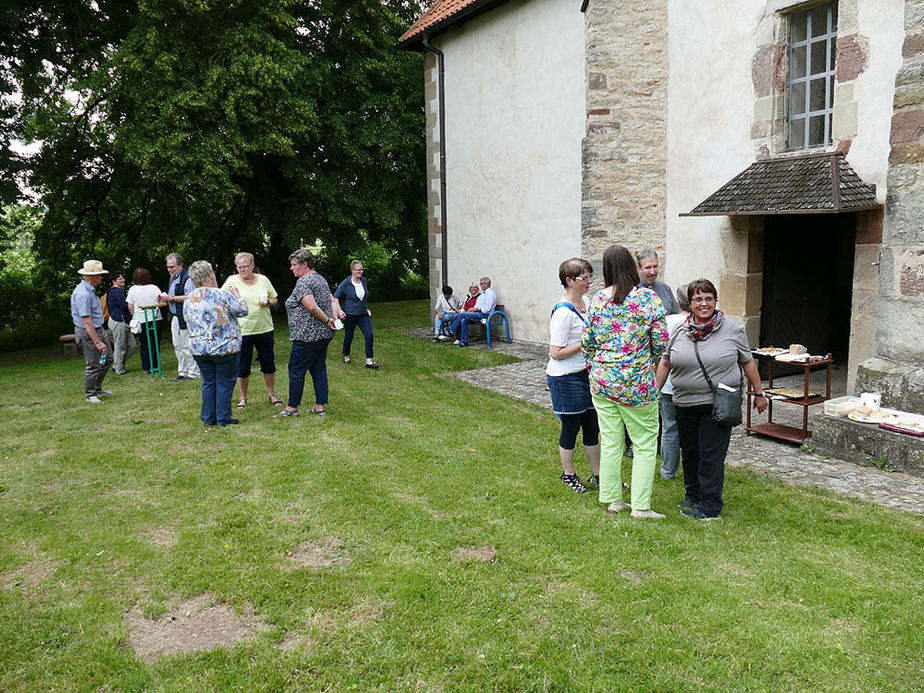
[582,245,668,519]
[183,260,249,427]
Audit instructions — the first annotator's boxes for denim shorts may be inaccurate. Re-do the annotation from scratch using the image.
[548,369,593,415]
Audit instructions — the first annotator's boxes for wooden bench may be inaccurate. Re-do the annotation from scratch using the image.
[59,333,79,355]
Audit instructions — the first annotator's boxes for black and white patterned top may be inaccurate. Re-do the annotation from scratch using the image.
[285,272,335,343]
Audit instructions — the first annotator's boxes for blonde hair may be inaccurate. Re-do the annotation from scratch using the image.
[350,259,364,270]
[234,252,254,266]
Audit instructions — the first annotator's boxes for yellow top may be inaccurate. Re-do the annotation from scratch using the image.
[221,274,277,336]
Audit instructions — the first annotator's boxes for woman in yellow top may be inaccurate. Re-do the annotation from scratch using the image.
[221,252,282,407]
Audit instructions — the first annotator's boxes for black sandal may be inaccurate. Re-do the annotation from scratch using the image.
[560,473,589,494]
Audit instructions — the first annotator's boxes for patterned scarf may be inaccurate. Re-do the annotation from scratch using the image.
[687,309,724,341]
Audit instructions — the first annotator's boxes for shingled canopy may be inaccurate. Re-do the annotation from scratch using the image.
[682,152,879,216]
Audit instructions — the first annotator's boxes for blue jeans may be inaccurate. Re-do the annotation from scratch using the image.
[434,313,456,336]
[342,314,374,359]
[288,339,331,408]
[448,311,487,344]
[660,393,680,478]
[193,353,240,426]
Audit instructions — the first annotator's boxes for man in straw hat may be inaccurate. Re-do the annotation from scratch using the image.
[71,260,113,403]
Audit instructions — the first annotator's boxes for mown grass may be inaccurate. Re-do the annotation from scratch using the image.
[1,299,921,691]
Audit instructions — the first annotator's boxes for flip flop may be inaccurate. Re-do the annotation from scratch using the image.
[236,397,247,409]
[269,395,284,406]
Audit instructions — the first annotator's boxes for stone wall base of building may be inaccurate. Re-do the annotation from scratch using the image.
[812,413,924,478]
[856,356,924,413]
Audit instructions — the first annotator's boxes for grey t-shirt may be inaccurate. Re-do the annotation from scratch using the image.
[641,280,679,315]
[664,318,752,407]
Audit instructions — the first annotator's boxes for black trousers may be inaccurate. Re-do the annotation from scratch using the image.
[675,403,732,517]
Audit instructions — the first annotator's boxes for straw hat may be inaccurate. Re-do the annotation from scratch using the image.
[77,260,108,275]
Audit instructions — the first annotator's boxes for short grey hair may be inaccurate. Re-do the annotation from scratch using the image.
[636,249,658,266]
[188,260,214,287]
[166,253,184,267]
[288,248,315,269]
[479,276,491,287]
[675,283,691,312]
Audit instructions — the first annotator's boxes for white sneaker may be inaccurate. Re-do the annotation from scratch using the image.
[606,501,629,513]
[630,509,665,520]
[97,389,114,397]
[86,395,103,403]
[437,335,449,342]
[453,339,461,345]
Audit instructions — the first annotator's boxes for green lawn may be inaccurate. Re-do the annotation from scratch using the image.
[1,300,922,691]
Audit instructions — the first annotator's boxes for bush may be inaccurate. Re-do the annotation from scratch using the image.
[315,242,428,303]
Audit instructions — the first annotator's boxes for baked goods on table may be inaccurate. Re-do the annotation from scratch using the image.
[847,406,896,424]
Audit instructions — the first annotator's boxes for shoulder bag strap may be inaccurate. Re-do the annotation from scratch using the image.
[692,339,716,392]
[694,339,745,391]
[551,301,587,325]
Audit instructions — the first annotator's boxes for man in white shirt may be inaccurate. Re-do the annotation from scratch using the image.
[447,276,497,347]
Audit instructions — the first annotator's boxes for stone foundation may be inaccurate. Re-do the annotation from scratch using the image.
[812,413,924,477]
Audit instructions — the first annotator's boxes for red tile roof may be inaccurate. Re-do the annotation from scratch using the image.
[398,0,508,47]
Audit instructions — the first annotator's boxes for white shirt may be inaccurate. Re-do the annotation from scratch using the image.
[475,287,497,314]
[546,296,590,377]
[352,279,365,301]
[126,284,163,320]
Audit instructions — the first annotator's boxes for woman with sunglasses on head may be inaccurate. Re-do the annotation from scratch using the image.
[547,258,600,494]
[582,245,668,519]
[655,278,767,520]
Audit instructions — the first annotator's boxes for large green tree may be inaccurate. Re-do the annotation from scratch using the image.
[2,0,426,294]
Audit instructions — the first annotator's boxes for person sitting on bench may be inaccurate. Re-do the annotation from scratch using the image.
[446,276,497,347]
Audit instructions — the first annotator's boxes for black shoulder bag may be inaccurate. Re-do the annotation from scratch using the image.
[692,340,743,427]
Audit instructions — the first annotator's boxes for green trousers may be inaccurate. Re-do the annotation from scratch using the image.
[592,395,659,510]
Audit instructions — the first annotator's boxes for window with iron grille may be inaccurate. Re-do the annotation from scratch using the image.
[788,3,837,149]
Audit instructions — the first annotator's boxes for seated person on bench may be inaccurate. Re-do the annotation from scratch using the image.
[446,276,497,347]
[433,284,461,340]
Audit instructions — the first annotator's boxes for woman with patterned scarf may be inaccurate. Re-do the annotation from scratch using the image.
[655,278,768,520]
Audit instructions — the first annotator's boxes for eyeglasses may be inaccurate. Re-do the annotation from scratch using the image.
[572,274,593,282]
[691,296,716,305]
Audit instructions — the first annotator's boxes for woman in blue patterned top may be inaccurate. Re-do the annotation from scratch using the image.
[183,260,248,427]
[275,248,345,417]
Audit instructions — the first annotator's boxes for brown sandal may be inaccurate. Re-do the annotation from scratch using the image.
[269,395,283,406]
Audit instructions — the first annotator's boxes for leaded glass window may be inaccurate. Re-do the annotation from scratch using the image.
[788,4,837,149]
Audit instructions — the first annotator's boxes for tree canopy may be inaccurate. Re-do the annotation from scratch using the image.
[1,0,426,295]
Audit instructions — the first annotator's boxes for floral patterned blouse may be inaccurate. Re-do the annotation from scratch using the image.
[183,287,249,357]
[581,286,669,406]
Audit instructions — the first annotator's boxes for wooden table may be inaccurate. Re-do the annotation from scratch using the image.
[746,352,833,444]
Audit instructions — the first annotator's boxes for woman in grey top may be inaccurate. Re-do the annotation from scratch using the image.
[275,249,345,417]
[655,278,767,519]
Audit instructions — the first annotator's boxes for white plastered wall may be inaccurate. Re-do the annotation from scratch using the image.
[665,0,903,306]
[433,0,585,344]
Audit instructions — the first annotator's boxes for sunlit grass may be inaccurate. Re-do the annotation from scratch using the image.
[0,300,921,690]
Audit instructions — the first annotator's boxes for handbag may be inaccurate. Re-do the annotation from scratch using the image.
[692,340,743,427]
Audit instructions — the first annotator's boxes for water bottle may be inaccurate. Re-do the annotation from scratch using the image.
[99,351,107,366]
